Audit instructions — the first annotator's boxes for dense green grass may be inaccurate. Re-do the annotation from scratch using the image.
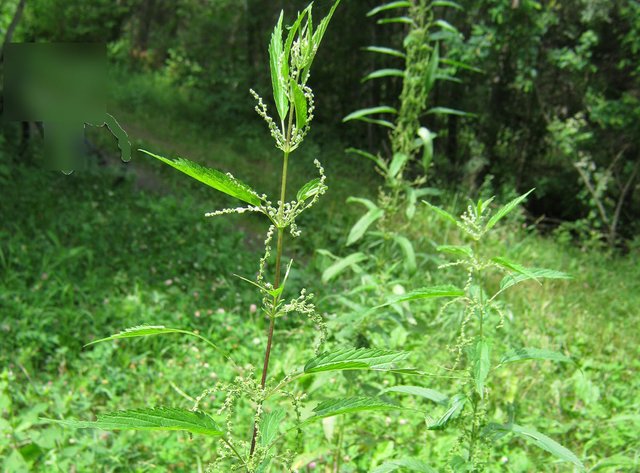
[1,69,638,472]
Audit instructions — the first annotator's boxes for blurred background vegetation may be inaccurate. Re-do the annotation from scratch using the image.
[1,0,638,472]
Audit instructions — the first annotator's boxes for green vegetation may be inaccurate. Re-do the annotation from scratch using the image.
[1,0,639,472]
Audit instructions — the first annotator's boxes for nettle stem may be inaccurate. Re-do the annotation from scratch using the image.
[249,126,292,458]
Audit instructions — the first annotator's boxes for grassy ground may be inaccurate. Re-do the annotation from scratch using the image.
[1,68,638,472]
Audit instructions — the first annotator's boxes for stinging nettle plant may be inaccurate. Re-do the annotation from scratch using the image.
[373,191,586,472]
[46,3,416,472]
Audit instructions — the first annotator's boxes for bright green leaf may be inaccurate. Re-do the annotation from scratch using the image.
[291,81,308,129]
[48,407,224,437]
[363,46,406,58]
[471,340,491,399]
[499,348,574,365]
[372,457,437,473]
[500,268,572,291]
[347,208,384,246]
[322,252,367,283]
[310,397,403,420]
[344,106,398,123]
[140,150,262,206]
[304,347,410,373]
[363,68,405,82]
[426,394,466,430]
[384,386,448,405]
[485,189,534,230]
[376,285,465,308]
[367,1,411,16]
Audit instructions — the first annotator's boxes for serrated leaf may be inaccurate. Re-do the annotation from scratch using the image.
[363,46,406,58]
[48,407,224,437]
[427,394,466,430]
[291,81,307,129]
[140,150,262,206]
[296,178,325,202]
[499,348,573,365]
[84,325,233,366]
[367,1,411,16]
[304,347,410,374]
[484,423,585,470]
[85,325,183,346]
[300,0,341,83]
[492,257,540,284]
[376,285,465,308]
[372,457,437,473]
[363,68,405,82]
[471,340,491,399]
[310,397,403,420]
[384,386,448,405]
[322,252,367,283]
[269,12,288,122]
[485,189,534,230]
[260,408,286,447]
[424,201,458,225]
[343,106,398,123]
[500,267,572,291]
[437,245,473,258]
[347,208,385,246]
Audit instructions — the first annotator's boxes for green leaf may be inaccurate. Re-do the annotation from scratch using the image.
[346,147,388,172]
[353,117,397,129]
[367,1,411,16]
[269,12,289,122]
[471,340,491,399]
[322,252,368,283]
[485,189,534,230]
[384,386,448,405]
[492,257,540,284]
[424,43,440,93]
[440,58,483,73]
[376,285,465,308]
[346,196,379,211]
[391,234,416,274]
[377,16,414,25]
[484,423,585,470]
[417,127,435,172]
[301,0,341,83]
[424,201,458,225]
[140,150,262,206]
[296,178,325,202]
[389,152,409,179]
[291,81,308,130]
[48,407,224,437]
[343,106,398,123]
[426,107,474,117]
[363,68,405,82]
[435,19,459,34]
[260,408,286,447]
[437,245,473,258]
[363,46,406,58]
[500,267,572,291]
[372,457,437,473]
[499,348,573,365]
[426,394,466,430]
[310,397,403,420]
[347,208,384,246]
[84,325,234,367]
[431,0,464,10]
[304,347,410,374]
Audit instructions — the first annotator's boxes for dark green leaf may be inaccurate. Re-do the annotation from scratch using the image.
[291,81,308,129]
